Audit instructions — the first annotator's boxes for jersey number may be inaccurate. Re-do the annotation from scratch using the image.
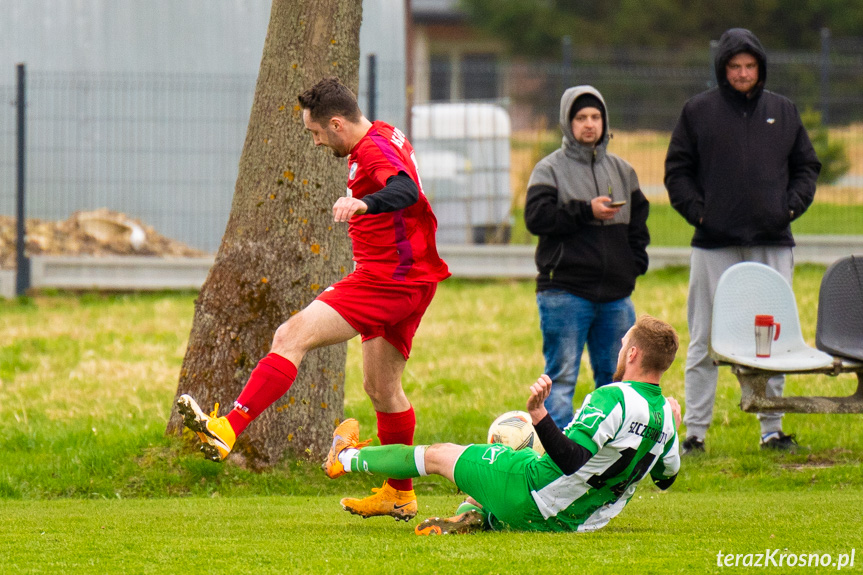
[586,448,656,500]
[391,128,406,149]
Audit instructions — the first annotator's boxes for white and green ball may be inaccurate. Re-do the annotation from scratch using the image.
[487,410,545,456]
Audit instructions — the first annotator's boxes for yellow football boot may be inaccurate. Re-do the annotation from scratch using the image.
[177,394,236,462]
[323,418,372,479]
[341,482,418,522]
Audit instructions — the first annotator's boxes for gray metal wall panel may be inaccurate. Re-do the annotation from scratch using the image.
[0,0,270,77]
[0,1,408,253]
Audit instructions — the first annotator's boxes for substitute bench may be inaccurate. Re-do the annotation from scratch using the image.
[709,257,863,414]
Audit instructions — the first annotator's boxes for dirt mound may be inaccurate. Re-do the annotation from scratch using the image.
[0,209,208,269]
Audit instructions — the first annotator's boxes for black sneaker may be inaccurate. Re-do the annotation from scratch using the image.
[680,436,705,455]
[760,431,799,452]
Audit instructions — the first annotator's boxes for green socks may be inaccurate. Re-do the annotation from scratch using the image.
[455,501,485,516]
[349,445,426,479]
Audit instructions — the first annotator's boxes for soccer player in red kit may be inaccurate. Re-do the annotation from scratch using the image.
[177,77,450,521]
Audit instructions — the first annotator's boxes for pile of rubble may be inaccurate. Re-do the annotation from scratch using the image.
[0,209,208,269]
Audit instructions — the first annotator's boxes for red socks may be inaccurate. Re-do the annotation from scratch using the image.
[376,406,416,491]
[224,353,417,494]
[225,353,298,436]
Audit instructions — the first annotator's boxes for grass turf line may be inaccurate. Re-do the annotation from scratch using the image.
[1,491,860,575]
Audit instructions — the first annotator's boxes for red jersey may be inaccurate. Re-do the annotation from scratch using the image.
[346,121,450,283]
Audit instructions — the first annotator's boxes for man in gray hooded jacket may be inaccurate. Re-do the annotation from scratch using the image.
[525,86,650,429]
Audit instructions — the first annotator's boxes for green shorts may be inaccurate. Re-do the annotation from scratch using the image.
[453,444,549,531]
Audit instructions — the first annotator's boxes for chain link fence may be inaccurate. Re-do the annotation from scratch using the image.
[2,41,863,258]
[1,72,254,254]
[493,42,863,245]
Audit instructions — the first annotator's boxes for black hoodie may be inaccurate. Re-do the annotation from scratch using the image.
[664,28,821,248]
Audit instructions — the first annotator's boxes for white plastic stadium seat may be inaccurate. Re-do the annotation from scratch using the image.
[710,262,834,371]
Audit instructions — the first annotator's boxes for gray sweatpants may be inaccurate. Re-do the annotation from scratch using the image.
[683,246,794,441]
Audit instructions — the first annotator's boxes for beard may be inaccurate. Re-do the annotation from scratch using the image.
[612,357,626,383]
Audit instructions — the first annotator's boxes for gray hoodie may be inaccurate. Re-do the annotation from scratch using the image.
[530,86,638,223]
[524,86,650,302]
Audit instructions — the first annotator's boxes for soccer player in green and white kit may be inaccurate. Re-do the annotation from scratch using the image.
[324,314,682,534]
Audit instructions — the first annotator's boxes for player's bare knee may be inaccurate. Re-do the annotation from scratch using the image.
[270,314,309,356]
[270,321,293,350]
[424,443,462,480]
[362,378,387,406]
[362,377,409,413]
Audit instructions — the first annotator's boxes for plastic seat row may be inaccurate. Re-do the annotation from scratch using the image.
[709,256,863,413]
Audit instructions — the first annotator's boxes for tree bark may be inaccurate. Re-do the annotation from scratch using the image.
[166,0,362,468]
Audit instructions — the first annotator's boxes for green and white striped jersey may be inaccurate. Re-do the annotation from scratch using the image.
[526,381,680,532]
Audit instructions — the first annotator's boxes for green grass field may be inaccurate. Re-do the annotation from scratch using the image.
[647,203,863,246]
[511,126,863,247]
[1,267,862,573]
[2,492,859,574]
[511,202,863,247]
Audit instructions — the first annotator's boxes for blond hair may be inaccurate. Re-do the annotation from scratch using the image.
[629,315,679,373]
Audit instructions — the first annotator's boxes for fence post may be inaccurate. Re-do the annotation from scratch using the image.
[15,63,30,296]
[561,35,572,93]
[404,0,414,139]
[820,27,831,125]
[367,53,377,122]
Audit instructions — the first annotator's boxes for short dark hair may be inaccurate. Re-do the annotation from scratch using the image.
[629,315,679,374]
[297,77,361,124]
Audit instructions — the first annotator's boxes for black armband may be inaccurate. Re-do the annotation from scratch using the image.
[361,172,419,214]
[533,413,593,475]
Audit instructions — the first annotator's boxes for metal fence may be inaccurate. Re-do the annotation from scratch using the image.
[1,71,255,254]
[488,41,863,243]
[481,36,863,131]
[3,40,863,258]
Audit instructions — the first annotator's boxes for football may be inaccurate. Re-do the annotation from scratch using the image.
[487,410,545,455]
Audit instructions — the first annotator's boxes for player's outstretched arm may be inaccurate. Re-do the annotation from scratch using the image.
[527,374,552,425]
[528,374,594,475]
[361,172,418,214]
[332,196,368,222]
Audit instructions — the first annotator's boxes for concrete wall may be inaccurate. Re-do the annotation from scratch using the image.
[5,238,862,297]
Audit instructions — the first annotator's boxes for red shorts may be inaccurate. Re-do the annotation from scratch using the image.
[316,269,438,360]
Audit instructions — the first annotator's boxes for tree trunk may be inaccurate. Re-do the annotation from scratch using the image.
[166,0,362,468]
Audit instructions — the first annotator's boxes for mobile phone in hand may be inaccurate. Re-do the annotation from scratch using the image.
[608,200,626,207]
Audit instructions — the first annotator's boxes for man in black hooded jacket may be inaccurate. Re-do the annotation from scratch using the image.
[664,28,821,454]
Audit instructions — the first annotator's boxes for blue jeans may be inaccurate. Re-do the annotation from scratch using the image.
[537,290,636,429]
